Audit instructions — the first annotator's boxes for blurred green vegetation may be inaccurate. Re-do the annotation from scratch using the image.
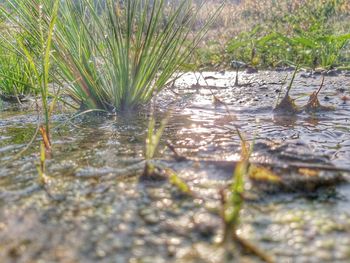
[0,23,35,100]
[197,0,350,69]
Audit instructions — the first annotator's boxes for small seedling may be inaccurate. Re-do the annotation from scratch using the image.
[143,102,169,178]
[221,129,250,244]
[221,130,275,263]
[304,76,334,112]
[165,168,192,196]
[231,60,247,86]
[273,67,300,115]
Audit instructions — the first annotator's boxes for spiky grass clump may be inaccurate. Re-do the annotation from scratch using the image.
[1,0,221,113]
[56,0,218,112]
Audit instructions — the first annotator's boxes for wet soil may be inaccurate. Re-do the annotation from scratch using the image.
[0,71,350,263]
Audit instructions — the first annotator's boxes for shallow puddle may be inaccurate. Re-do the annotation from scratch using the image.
[0,71,350,262]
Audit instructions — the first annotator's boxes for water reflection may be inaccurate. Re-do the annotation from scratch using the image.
[0,71,350,262]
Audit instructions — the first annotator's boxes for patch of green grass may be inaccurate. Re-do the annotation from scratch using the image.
[225,0,350,69]
[0,47,33,101]
[0,21,35,101]
[227,30,350,70]
[2,0,60,143]
[193,40,226,69]
[190,0,349,69]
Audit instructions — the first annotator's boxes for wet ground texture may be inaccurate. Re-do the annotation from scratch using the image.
[0,70,350,262]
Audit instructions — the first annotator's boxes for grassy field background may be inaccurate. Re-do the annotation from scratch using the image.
[194,0,350,69]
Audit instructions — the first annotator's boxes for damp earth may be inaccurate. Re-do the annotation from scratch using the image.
[1,70,350,263]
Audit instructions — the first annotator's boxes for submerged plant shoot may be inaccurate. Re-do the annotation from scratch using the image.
[0,0,350,262]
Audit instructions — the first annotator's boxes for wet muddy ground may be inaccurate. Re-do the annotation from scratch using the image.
[0,71,350,262]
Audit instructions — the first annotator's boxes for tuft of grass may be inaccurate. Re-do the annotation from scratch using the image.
[2,0,223,113]
[55,0,222,112]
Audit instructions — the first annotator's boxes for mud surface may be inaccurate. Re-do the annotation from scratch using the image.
[0,71,350,262]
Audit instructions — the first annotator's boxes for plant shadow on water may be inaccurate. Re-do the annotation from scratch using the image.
[0,71,350,262]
